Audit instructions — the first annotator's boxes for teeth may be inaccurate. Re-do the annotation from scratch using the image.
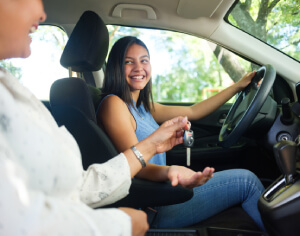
[132,76,143,79]
[29,26,36,34]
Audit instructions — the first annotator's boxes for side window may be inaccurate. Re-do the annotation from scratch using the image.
[108,26,259,103]
[0,25,68,100]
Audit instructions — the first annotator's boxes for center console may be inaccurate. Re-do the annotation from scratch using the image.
[258,139,300,236]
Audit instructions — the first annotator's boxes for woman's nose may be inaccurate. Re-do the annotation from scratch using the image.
[134,63,143,71]
[40,11,47,23]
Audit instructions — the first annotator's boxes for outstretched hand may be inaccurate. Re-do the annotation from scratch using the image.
[168,166,215,189]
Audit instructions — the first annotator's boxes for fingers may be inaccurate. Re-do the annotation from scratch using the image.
[242,71,255,80]
[249,71,256,79]
[199,168,214,185]
[176,129,185,140]
[161,116,189,145]
[164,116,189,130]
[174,136,184,146]
[178,167,214,188]
[202,167,215,176]
[247,71,256,81]
[151,116,189,152]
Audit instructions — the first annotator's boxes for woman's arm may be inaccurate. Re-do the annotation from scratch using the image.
[97,95,214,185]
[152,71,256,124]
[0,134,133,236]
[97,95,138,153]
[97,95,189,180]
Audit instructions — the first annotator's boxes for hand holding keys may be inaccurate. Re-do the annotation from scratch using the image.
[183,122,194,166]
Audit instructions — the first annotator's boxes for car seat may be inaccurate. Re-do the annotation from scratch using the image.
[49,10,193,209]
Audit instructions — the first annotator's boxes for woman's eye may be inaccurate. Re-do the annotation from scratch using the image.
[141,59,149,63]
[125,61,133,64]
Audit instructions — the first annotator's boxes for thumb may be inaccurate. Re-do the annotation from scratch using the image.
[170,173,179,186]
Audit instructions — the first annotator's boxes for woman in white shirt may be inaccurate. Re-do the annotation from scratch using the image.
[0,0,214,235]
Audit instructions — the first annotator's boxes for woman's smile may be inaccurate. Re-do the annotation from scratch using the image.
[130,75,145,81]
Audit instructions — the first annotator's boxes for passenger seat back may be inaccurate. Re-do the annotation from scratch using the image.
[50,10,193,208]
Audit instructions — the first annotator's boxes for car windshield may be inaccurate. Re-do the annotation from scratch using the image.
[227,0,300,62]
[106,25,257,103]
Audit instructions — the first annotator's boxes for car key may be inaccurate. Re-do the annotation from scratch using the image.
[183,128,194,166]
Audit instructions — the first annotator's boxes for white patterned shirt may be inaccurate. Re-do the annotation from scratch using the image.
[0,69,132,236]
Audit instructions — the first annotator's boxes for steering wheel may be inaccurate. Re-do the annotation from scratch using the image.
[218,64,276,148]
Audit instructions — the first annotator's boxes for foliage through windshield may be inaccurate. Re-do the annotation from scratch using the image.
[107,25,256,103]
[227,0,300,61]
[0,26,68,100]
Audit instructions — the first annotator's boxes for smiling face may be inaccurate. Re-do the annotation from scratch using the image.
[124,43,151,94]
[0,0,46,60]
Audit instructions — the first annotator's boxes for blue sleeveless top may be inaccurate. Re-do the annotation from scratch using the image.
[98,95,166,165]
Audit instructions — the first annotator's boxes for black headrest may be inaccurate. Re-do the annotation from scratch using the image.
[60,11,109,72]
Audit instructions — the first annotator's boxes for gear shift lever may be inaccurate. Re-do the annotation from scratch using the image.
[273,140,297,185]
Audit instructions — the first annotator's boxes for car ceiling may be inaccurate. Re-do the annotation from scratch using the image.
[43,0,300,87]
[43,0,234,37]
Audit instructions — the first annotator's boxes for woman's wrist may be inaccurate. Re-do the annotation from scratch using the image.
[135,138,156,162]
[165,165,171,179]
[231,81,243,93]
[123,135,162,177]
[130,145,146,168]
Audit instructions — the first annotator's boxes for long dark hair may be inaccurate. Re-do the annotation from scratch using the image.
[101,36,154,112]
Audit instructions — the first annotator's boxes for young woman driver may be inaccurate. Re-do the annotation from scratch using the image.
[97,36,266,231]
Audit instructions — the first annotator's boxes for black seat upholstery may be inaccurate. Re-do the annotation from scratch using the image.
[49,10,193,209]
